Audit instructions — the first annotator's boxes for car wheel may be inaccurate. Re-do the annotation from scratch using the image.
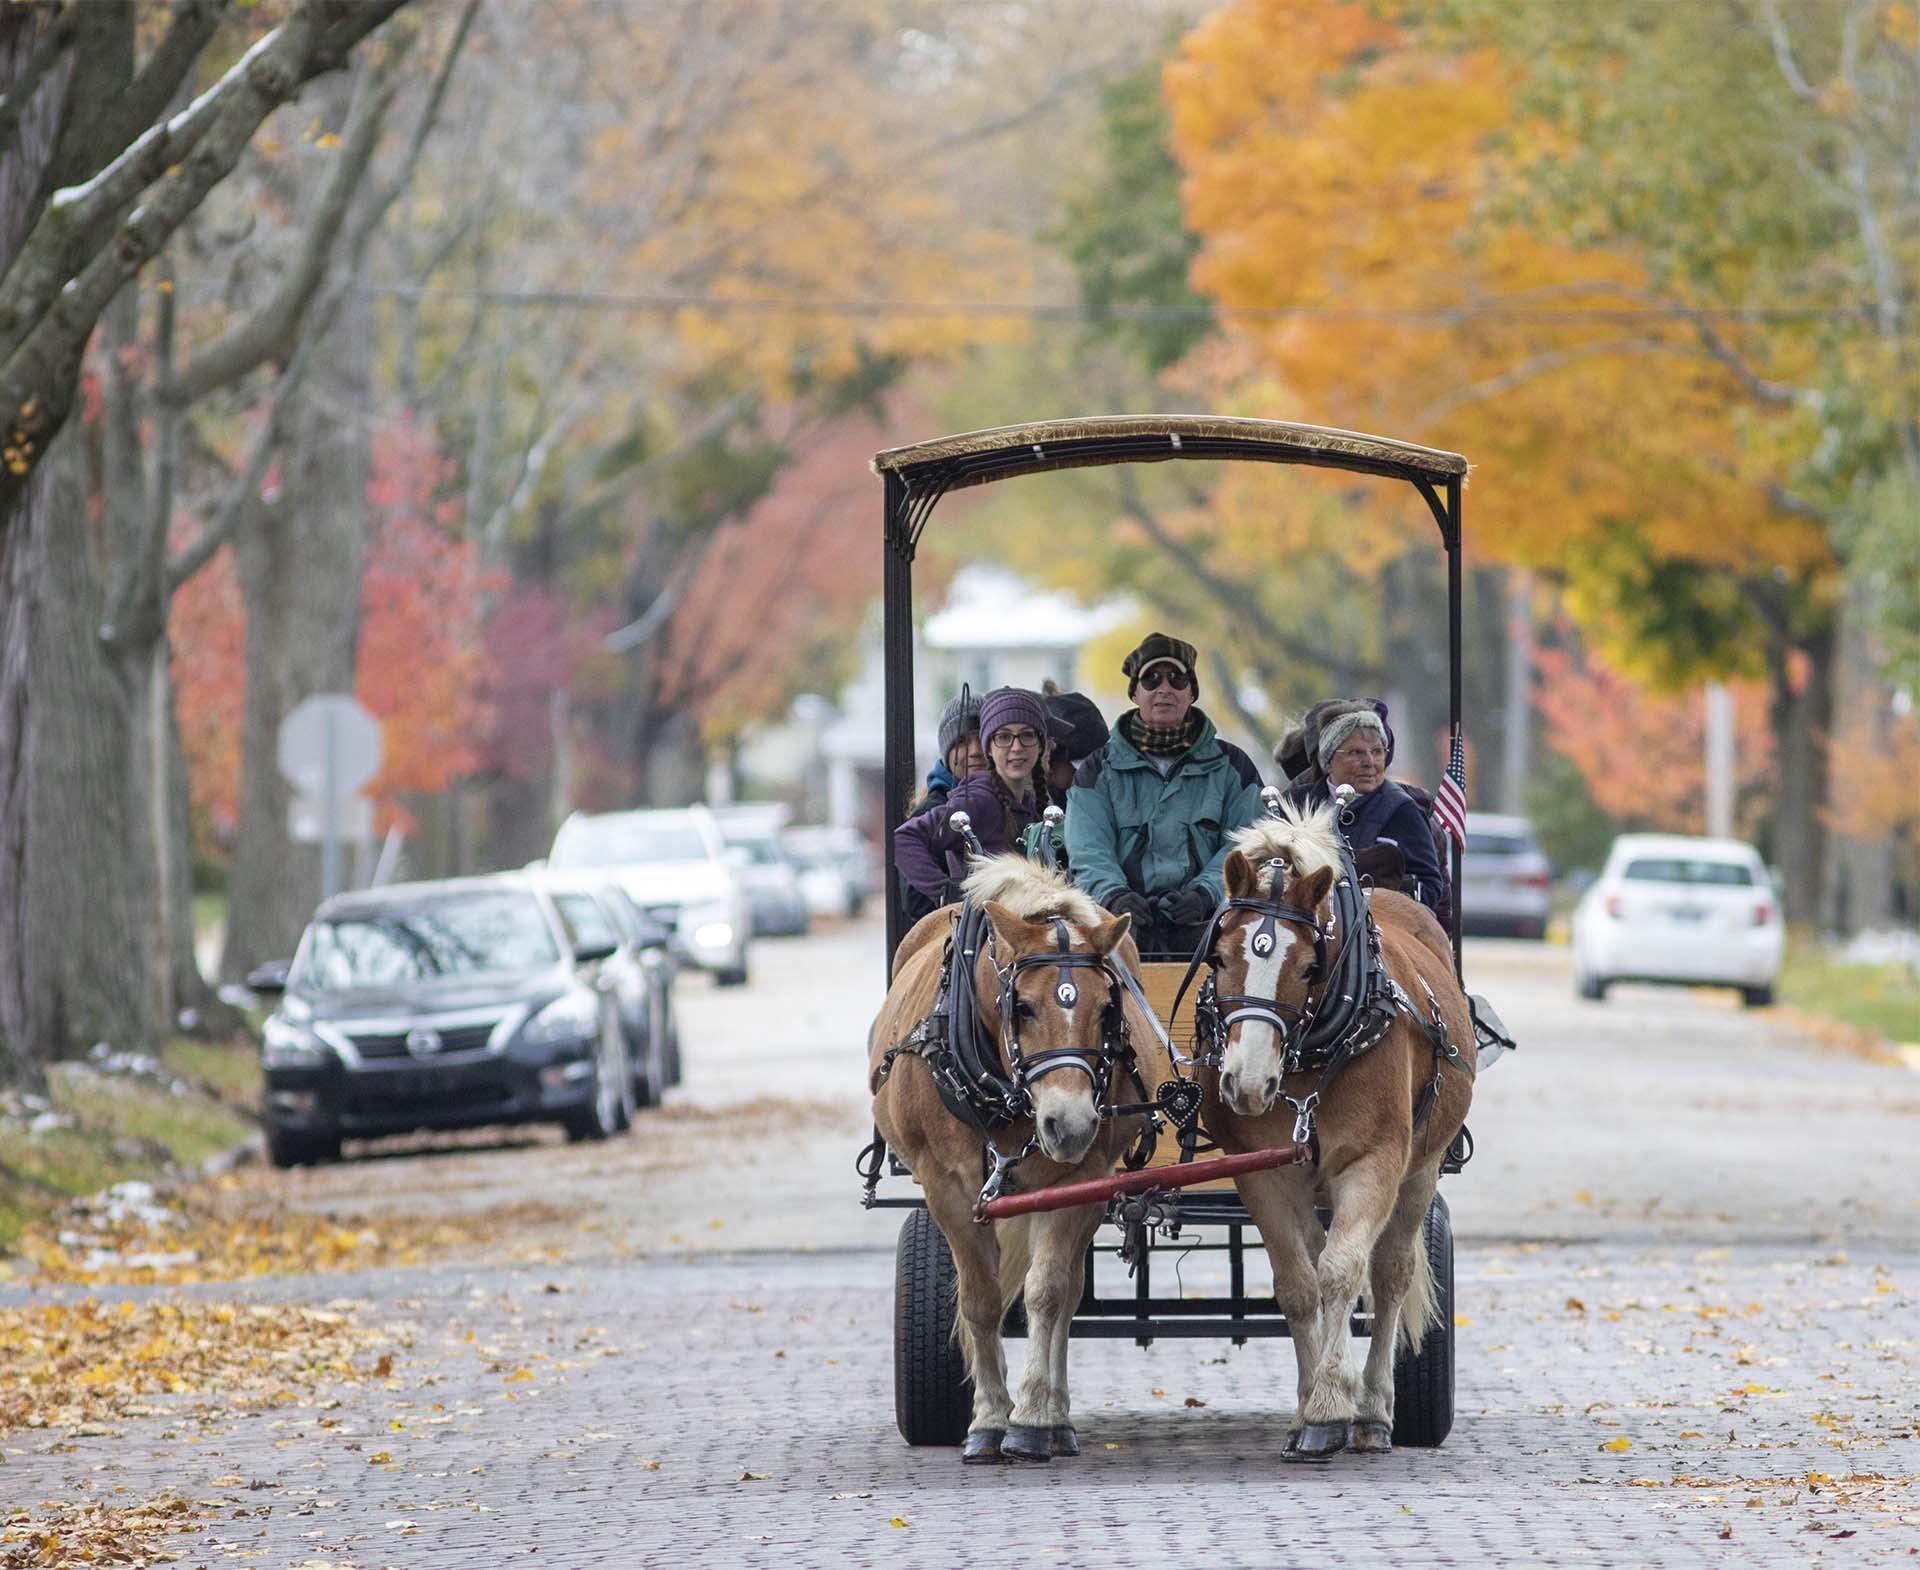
[1576,969,1606,1001]
[1519,917,1548,942]
[267,1127,341,1169]
[565,1020,627,1142]
[716,960,749,988]
[1741,985,1775,1008]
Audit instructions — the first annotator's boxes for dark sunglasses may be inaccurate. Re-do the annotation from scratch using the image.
[1138,666,1191,692]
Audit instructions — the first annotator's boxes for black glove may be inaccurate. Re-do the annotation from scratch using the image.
[1160,886,1216,927]
[1352,844,1407,888]
[1105,890,1153,927]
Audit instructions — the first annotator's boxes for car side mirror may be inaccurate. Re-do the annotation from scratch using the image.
[573,940,618,965]
[245,960,291,995]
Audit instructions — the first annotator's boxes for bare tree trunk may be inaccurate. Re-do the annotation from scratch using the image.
[0,449,48,1090]
[1822,582,1897,935]
[221,291,373,978]
[1380,552,1450,789]
[24,427,160,1059]
[1768,620,1835,927]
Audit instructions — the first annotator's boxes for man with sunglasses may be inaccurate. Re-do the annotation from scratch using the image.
[1064,632,1265,960]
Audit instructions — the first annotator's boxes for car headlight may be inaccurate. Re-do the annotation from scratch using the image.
[682,900,735,949]
[524,992,600,1048]
[261,1015,328,1068]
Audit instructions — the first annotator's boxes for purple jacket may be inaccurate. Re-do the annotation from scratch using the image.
[893,771,1042,906]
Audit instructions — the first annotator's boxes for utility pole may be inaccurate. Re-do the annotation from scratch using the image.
[1704,683,1735,838]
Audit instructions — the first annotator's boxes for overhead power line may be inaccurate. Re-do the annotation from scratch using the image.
[361,282,1886,326]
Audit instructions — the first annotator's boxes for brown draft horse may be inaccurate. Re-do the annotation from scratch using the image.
[1205,802,1474,1459]
[869,855,1150,1463]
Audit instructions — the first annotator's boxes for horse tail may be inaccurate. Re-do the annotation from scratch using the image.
[1398,1220,1438,1353]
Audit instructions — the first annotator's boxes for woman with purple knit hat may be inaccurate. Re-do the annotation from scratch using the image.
[894,686,1052,913]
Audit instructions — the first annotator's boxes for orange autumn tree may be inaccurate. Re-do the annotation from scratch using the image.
[1532,641,1774,837]
[356,418,499,833]
[1162,0,1833,663]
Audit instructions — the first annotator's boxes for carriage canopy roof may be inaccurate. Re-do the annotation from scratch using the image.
[871,415,1468,492]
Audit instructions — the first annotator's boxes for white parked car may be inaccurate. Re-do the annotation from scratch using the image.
[1571,834,1783,1006]
[549,806,752,987]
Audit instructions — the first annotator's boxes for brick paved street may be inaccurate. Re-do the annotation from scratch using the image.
[5,923,1916,1567]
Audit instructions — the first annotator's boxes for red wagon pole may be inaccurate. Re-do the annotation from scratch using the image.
[979,1143,1312,1221]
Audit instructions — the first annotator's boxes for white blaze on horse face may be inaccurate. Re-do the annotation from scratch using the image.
[1032,1075,1100,1165]
[1219,918,1292,1116]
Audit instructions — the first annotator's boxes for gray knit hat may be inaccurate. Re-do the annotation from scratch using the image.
[1317,708,1388,770]
[936,684,980,756]
[978,687,1049,747]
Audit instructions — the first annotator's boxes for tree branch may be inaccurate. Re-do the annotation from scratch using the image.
[86,0,228,178]
[170,47,405,403]
[1758,0,1818,101]
[1112,468,1387,688]
[0,2,77,165]
[0,0,410,459]
[167,329,316,594]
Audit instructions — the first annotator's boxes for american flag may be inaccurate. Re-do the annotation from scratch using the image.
[1432,731,1468,849]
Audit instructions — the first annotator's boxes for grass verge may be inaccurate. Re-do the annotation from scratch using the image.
[0,1042,257,1254]
[1777,942,1920,1045]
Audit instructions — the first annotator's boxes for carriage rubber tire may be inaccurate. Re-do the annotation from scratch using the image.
[267,1127,341,1169]
[894,1208,972,1447]
[1391,1192,1455,1448]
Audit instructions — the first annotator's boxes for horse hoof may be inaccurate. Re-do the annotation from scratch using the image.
[1349,1420,1393,1454]
[1050,1425,1080,1457]
[1288,1420,1350,1460]
[961,1429,1006,1463]
[1001,1424,1053,1463]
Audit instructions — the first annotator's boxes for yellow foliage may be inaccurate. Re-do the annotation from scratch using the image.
[1162,0,1836,654]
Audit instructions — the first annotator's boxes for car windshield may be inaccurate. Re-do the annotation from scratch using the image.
[1467,831,1534,856]
[552,892,619,950]
[727,834,783,866]
[1621,857,1755,887]
[555,818,709,865]
[293,892,559,989]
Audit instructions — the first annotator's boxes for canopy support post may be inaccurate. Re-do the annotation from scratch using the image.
[1446,474,1464,982]
[882,468,917,974]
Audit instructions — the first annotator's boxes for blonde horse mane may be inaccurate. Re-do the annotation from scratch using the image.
[962,853,1105,927]
[1229,800,1344,893]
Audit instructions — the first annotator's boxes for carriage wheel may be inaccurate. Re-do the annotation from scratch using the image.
[894,1208,972,1446]
[1391,1192,1456,1448]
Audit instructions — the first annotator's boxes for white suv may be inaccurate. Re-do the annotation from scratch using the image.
[550,806,752,987]
[1571,834,1783,1006]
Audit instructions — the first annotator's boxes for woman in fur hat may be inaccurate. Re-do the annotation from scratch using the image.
[895,687,1053,913]
[1280,699,1450,923]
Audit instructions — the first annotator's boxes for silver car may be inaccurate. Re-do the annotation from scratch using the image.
[1460,813,1552,940]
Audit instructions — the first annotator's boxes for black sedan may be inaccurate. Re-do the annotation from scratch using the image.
[248,875,632,1167]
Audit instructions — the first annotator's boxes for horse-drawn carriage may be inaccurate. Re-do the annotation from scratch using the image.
[859,417,1515,1462]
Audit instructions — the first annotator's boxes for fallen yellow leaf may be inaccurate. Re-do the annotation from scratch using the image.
[368,1450,392,1464]
[890,1518,909,1528]
[1600,1436,1632,1453]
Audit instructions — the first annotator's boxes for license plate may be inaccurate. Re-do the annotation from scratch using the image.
[1667,905,1708,923]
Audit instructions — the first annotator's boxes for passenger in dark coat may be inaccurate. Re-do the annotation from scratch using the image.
[1280,701,1450,924]
[895,687,1051,913]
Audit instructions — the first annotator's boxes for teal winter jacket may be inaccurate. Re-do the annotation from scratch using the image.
[1064,713,1266,906]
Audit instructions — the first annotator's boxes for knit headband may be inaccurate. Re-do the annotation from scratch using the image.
[1317,710,1387,770]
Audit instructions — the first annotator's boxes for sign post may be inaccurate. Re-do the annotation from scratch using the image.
[277,695,382,899]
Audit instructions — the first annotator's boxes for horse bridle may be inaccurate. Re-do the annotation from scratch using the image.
[1171,865,1340,1072]
[988,916,1129,1107]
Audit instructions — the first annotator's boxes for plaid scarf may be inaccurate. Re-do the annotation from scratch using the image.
[1122,708,1201,758]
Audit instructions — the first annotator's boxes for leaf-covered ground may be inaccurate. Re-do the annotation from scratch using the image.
[0,1493,205,1568]
[0,1297,402,1439]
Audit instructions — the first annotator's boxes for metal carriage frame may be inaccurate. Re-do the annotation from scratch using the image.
[867,415,1473,1449]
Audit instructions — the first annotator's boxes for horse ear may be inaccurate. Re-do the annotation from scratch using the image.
[1088,910,1131,956]
[1223,848,1255,898]
[978,899,1031,951]
[1295,865,1335,911]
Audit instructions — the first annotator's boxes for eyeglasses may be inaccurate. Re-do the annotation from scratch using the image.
[1137,667,1191,692]
[989,727,1041,750]
[1334,744,1387,764]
